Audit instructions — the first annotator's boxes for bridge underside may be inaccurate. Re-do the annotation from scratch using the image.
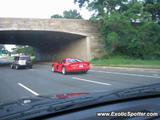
[0,30,88,61]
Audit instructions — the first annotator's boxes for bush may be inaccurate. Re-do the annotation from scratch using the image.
[101,14,160,59]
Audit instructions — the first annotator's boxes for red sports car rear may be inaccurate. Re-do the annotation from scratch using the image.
[52,58,90,74]
[66,61,90,73]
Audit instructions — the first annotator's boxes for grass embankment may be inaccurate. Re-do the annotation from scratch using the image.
[90,56,160,69]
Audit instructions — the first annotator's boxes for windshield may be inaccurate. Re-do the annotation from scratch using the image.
[0,0,160,119]
[19,57,31,60]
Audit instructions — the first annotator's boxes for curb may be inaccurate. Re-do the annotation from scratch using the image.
[91,65,160,72]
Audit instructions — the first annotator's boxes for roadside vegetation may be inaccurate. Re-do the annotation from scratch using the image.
[11,45,35,56]
[91,56,160,68]
[51,9,83,19]
[11,45,36,62]
[75,0,160,68]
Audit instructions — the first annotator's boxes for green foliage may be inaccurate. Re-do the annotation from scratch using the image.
[144,0,160,22]
[105,32,118,54]
[63,10,82,19]
[51,14,63,18]
[75,0,128,15]
[90,55,160,68]
[12,46,35,56]
[51,9,83,19]
[75,0,160,59]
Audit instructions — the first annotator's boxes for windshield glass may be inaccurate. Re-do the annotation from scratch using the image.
[0,0,160,119]
[19,57,31,60]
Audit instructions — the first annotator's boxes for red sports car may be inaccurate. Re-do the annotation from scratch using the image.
[51,58,90,74]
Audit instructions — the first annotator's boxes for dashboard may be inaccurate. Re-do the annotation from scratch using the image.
[44,97,160,120]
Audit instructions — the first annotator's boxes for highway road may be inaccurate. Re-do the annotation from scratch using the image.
[0,64,160,104]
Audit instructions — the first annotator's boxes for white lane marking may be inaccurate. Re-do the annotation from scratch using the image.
[18,83,39,96]
[72,77,111,86]
[90,70,160,79]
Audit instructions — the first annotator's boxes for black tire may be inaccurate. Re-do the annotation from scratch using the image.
[10,64,14,69]
[82,71,87,74]
[29,66,32,69]
[15,65,19,70]
[51,66,55,72]
[62,67,67,75]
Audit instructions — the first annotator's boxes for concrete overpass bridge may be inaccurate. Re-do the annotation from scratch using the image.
[0,18,104,61]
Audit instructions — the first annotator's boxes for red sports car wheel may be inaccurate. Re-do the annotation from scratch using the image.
[62,67,66,75]
[51,66,54,72]
[82,71,87,73]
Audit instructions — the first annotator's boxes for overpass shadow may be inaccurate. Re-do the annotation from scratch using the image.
[0,30,88,62]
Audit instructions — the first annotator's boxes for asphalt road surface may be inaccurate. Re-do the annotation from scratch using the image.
[0,64,160,104]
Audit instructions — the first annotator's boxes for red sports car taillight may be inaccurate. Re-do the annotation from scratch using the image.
[83,62,90,67]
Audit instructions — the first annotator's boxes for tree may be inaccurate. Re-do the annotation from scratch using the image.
[125,0,150,23]
[75,0,127,16]
[63,10,82,19]
[12,46,35,56]
[106,32,118,54]
[144,0,160,23]
[51,9,83,19]
[75,0,160,59]
[51,14,63,18]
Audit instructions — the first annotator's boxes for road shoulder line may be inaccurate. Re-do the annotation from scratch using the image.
[90,70,160,79]
[72,77,111,86]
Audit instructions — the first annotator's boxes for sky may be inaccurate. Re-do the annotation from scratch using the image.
[0,0,92,51]
[0,0,91,19]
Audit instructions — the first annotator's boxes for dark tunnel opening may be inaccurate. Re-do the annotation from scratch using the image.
[0,30,87,61]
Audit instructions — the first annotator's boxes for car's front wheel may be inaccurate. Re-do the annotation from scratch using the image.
[62,67,67,75]
[15,65,19,70]
[29,65,32,69]
[82,71,87,74]
[10,64,14,69]
[51,66,54,72]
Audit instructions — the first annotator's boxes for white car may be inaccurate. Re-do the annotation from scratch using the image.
[10,55,32,69]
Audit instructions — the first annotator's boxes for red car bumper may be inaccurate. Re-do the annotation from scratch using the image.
[66,67,90,73]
